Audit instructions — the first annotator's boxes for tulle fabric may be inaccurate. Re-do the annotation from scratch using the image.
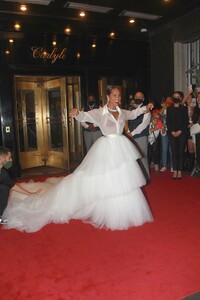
[4,134,153,232]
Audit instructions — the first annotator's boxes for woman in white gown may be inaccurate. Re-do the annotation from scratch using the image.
[3,86,153,232]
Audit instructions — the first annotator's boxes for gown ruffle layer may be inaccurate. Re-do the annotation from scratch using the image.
[4,134,153,232]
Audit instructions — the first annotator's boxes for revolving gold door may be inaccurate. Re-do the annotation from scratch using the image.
[15,76,82,170]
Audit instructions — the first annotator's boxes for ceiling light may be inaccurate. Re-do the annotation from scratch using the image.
[129,19,135,24]
[14,23,21,30]
[5,50,10,54]
[20,4,27,11]
[4,0,51,4]
[9,38,14,43]
[65,2,113,14]
[109,32,115,39]
[65,27,71,34]
[91,43,96,48]
[52,35,57,46]
[79,11,85,17]
[77,52,80,58]
[119,10,162,20]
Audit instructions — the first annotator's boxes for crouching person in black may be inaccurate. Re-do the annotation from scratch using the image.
[0,146,42,224]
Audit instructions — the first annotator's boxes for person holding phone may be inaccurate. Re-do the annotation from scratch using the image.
[148,112,166,173]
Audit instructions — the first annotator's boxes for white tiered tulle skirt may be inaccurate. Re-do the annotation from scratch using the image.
[4,134,153,232]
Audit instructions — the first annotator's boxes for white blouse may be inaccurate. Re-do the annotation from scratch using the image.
[75,104,147,136]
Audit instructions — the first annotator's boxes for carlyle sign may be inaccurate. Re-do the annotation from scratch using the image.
[31,46,67,64]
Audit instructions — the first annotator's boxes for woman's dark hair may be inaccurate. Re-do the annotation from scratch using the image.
[106,86,120,96]
[173,91,184,99]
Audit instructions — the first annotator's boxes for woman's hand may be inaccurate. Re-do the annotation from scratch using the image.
[161,124,166,134]
[161,102,167,109]
[70,108,79,117]
[171,130,182,137]
[176,130,182,137]
[146,103,154,110]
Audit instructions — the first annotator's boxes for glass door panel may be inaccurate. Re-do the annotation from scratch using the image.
[15,80,43,169]
[48,88,63,150]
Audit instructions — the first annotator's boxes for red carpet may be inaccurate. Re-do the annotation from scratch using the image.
[1,171,200,300]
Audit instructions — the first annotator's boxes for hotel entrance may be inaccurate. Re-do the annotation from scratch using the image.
[14,75,83,171]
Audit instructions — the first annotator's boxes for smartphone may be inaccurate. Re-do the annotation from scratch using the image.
[157,120,163,129]
[188,84,193,92]
[192,98,196,107]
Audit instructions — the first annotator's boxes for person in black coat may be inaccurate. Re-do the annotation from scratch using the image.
[191,91,200,168]
[166,91,189,179]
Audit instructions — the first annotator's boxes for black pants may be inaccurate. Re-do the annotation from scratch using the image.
[196,133,200,166]
[148,138,160,165]
[169,133,187,171]
[0,184,10,216]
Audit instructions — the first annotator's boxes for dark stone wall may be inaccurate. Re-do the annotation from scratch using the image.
[150,28,174,103]
[149,7,200,103]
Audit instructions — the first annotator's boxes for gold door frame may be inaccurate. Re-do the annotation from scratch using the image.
[14,75,83,170]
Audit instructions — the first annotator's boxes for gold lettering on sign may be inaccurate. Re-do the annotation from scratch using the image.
[31,47,67,64]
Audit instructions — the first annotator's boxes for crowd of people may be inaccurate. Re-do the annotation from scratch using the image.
[125,88,200,180]
[80,88,200,181]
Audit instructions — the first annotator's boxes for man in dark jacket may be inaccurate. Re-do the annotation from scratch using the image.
[128,92,151,180]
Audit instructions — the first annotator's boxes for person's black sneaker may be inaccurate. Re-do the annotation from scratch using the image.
[0,217,7,225]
